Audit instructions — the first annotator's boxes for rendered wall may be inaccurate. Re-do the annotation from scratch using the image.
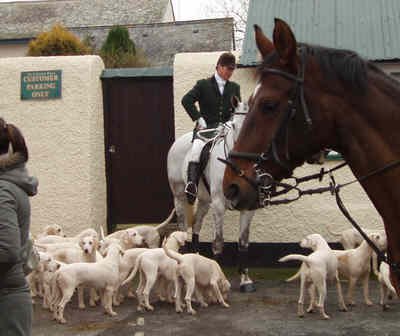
[0,55,106,236]
[173,52,383,243]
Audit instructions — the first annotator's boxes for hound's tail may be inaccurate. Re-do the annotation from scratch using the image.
[279,254,311,267]
[380,262,397,295]
[155,208,176,231]
[121,255,141,286]
[326,225,343,237]
[162,239,184,264]
[285,267,302,282]
[99,225,106,240]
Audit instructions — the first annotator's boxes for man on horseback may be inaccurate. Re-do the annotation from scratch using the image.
[182,52,241,205]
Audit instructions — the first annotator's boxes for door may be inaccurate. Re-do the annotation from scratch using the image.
[103,75,174,231]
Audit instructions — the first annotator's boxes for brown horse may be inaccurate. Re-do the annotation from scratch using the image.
[222,19,400,295]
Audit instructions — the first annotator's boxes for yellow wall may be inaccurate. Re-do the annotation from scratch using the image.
[0,55,106,236]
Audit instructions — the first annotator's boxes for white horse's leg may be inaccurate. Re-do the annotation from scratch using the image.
[191,198,210,252]
[173,194,187,231]
[210,198,225,259]
[238,210,256,292]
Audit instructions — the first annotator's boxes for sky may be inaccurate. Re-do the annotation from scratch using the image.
[0,0,220,21]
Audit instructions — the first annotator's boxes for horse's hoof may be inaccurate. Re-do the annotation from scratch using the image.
[240,282,256,293]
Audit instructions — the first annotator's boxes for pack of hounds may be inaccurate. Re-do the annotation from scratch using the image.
[28,214,396,323]
[28,209,230,324]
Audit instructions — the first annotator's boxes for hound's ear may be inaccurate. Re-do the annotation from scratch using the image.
[122,231,130,244]
[93,237,99,250]
[254,24,274,59]
[273,18,297,67]
[176,232,187,246]
[78,237,84,248]
[231,95,240,109]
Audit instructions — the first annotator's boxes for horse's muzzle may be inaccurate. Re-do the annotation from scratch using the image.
[224,182,260,210]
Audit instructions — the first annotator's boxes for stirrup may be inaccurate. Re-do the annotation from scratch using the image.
[185,182,197,205]
[184,182,197,196]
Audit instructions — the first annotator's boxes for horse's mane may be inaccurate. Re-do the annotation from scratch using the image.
[259,43,400,96]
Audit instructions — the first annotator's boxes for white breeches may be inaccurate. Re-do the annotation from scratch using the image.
[188,138,206,162]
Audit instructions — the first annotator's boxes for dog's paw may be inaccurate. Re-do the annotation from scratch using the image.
[366,300,373,306]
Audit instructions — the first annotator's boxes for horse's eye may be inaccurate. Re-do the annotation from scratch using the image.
[261,101,278,114]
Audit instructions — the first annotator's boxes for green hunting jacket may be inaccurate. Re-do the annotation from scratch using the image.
[181,75,241,128]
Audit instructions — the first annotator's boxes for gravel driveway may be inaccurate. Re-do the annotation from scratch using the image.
[32,270,400,336]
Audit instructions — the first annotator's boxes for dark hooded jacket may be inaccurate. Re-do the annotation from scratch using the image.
[0,161,38,290]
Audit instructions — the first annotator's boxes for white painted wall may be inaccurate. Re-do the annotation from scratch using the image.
[0,55,106,237]
[174,52,383,243]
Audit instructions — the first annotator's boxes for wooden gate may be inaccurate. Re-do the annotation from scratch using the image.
[102,68,174,232]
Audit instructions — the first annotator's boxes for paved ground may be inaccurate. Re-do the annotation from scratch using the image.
[32,270,400,336]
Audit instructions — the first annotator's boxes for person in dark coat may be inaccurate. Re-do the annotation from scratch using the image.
[0,118,38,336]
[181,52,241,206]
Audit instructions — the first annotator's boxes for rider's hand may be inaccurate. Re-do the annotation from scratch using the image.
[197,117,207,129]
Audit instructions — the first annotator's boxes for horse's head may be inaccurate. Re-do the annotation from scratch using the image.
[223,19,337,210]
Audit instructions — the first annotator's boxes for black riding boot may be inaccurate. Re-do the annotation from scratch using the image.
[191,233,200,253]
[185,161,200,205]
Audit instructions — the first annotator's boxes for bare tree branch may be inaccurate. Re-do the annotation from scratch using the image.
[204,0,249,50]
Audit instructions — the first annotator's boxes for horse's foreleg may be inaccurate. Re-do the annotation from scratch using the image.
[211,200,225,258]
[238,210,256,293]
[173,196,187,231]
[191,199,210,253]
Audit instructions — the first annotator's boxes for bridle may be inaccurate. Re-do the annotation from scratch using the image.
[219,47,313,203]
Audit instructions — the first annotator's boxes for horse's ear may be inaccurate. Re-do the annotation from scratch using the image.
[254,24,274,59]
[231,95,239,109]
[273,18,297,66]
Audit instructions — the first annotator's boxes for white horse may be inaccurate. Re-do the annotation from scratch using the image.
[167,97,256,292]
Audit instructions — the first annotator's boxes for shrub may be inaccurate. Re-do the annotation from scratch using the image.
[27,24,91,56]
[100,26,149,68]
[100,48,150,68]
[100,26,135,55]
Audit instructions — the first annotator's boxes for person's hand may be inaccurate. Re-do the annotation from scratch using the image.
[197,117,207,129]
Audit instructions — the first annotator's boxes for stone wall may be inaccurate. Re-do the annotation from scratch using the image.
[71,18,234,67]
[0,55,106,237]
[173,52,383,243]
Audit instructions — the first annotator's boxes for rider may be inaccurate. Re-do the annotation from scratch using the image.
[182,52,241,205]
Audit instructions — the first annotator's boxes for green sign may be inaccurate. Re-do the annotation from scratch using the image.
[21,70,62,100]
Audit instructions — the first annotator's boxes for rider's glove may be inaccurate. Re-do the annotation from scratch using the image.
[197,117,207,129]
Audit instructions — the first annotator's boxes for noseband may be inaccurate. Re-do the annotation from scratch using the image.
[222,47,312,205]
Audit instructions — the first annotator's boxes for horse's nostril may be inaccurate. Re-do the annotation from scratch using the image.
[226,183,240,200]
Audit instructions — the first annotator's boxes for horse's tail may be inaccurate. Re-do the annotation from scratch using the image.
[279,254,311,267]
[184,203,195,228]
[326,225,342,237]
[285,267,302,282]
[155,208,176,231]
[163,240,184,264]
